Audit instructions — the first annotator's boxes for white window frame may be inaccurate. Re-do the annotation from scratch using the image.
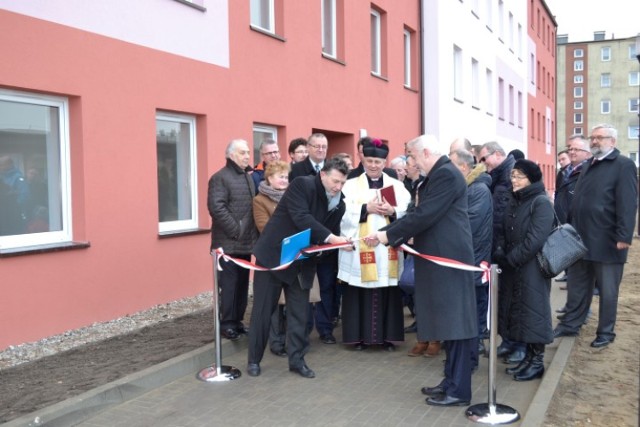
[574,100,583,109]
[574,87,583,98]
[471,58,480,108]
[630,44,638,60]
[629,126,640,139]
[573,127,583,135]
[574,113,583,124]
[370,9,382,76]
[630,98,640,113]
[601,100,611,114]
[485,68,494,115]
[252,124,278,163]
[630,71,640,86]
[573,75,583,84]
[156,112,198,234]
[403,29,411,87]
[601,46,611,61]
[321,0,337,58]
[250,0,275,34]
[573,60,583,71]
[0,89,72,250]
[629,152,638,167]
[601,73,611,87]
[453,45,463,101]
[574,48,584,58]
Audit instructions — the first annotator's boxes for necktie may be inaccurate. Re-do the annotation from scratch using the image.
[563,165,573,181]
[314,164,320,174]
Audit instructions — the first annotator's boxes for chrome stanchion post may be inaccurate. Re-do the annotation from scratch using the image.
[466,264,520,424]
[197,250,241,382]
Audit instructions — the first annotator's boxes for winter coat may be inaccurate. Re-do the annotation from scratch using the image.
[553,159,588,224]
[466,166,493,285]
[488,154,515,249]
[570,149,638,263]
[495,181,554,344]
[207,158,258,254]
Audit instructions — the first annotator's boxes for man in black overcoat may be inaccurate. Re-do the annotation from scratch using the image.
[365,135,477,407]
[554,124,638,348]
[247,158,352,378]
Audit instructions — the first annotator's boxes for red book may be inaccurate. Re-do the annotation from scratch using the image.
[377,185,397,207]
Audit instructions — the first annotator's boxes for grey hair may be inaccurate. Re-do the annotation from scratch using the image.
[308,133,327,144]
[450,149,474,169]
[389,156,406,168]
[407,134,441,155]
[591,123,617,140]
[567,134,588,149]
[480,141,506,156]
[225,139,248,159]
[259,138,277,151]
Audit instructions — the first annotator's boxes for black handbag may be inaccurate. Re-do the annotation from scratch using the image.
[534,197,588,278]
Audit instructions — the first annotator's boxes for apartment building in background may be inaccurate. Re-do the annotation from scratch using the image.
[557,32,640,164]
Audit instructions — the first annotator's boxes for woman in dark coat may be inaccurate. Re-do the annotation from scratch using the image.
[493,159,554,381]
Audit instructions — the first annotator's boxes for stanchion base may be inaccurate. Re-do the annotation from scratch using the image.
[466,403,520,425]
[196,365,241,382]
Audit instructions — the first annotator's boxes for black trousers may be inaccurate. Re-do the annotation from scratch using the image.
[218,254,251,330]
[441,338,474,401]
[248,270,310,369]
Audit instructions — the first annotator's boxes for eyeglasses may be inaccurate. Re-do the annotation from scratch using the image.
[261,150,280,156]
[588,135,612,142]
[308,144,328,150]
[510,173,528,180]
[293,149,308,154]
[479,152,495,163]
[566,148,589,153]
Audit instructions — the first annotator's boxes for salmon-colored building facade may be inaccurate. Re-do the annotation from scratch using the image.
[0,1,421,349]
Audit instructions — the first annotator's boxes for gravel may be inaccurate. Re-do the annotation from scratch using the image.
[0,291,214,370]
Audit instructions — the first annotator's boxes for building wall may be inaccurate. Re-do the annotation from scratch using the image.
[0,1,421,349]
[421,0,528,153]
[527,0,557,190]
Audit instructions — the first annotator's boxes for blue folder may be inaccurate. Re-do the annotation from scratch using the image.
[280,228,311,265]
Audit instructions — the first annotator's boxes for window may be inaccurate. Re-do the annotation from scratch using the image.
[156,113,198,232]
[498,0,504,41]
[630,44,638,60]
[403,27,416,88]
[471,0,480,17]
[574,113,583,124]
[517,23,523,59]
[630,98,639,113]
[601,100,611,114]
[601,46,611,61]
[574,100,583,109]
[508,12,514,51]
[573,127,583,135]
[370,7,387,77]
[574,48,583,58]
[0,89,71,249]
[321,0,336,57]
[453,45,463,101]
[630,71,640,86]
[508,84,514,124]
[629,126,640,139]
[517,91,523,128]
[471,58,480,108]
[252,124,278,163]
[498,77,505,119]
[574,87,583,98]
[601,73,611,87]
[574,75,583,84]
[485,0,493,30]
[486,68,494,115]
[573,60,583,71]
[629,152,638,166]
[250,0,274,33]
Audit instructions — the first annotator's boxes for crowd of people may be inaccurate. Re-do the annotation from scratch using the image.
[206,124,637,407]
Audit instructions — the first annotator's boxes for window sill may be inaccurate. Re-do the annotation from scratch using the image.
[172,0,206,12]
[159,228,210,239]
[403,85,419,93]
[250,25,286,42]
[321,53,346,66]
[371,72,388,82]
[0,241,91,258]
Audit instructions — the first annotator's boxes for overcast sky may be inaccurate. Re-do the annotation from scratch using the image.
[545,0,640,43]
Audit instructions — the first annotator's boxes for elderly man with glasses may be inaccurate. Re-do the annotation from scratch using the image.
[554,124,638,348]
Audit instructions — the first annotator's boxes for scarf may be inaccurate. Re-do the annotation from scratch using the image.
[258,180,285,204]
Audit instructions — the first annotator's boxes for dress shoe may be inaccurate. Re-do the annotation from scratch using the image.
[590,336,614,348]
[496,343,512,358]
[559,285,567,290]
[556,313,566,320]
[424,341,441,357]
[502,348,526,365]
[270,348,287,357]
[555,306,567,313]
[247,363,261,377]
[354,342,368,351]
[383,342,396,352]
[425,394,470,407]
[404,321,417,333]
[221,328,240,341]
[478,340,486,356]
[236,326,249,335]
[408,341,429,357]
[553,328,579,339]
[289,363,315,378]
[320,334,337,344]
[421,385,445,396]
[555,275,568,282]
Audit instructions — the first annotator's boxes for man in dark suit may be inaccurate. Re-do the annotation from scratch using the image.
[365,134,477,407]
[554,124,638,348]
[289,133,328,180]
[247,158,352,378]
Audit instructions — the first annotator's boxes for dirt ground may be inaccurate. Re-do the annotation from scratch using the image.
[1,247,639,425]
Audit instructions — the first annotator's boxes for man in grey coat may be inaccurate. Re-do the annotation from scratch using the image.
[554,124,638,348]
[208,139,258,341]
[366,135,477,407]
